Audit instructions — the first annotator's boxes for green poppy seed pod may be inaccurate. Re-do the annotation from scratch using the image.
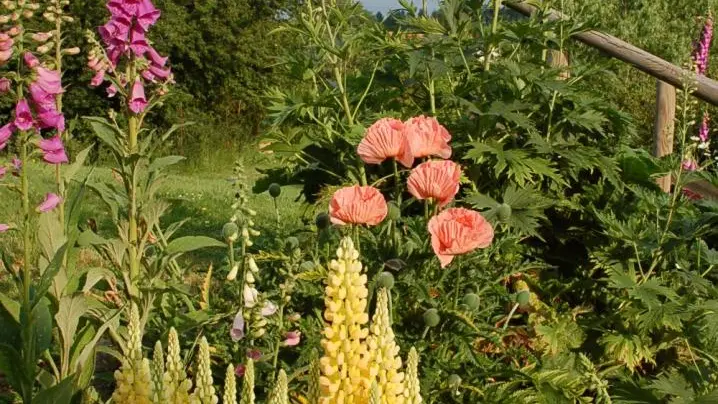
[222,222,239,242]
[516,290,531,308]
[268,183,281,198]
[285,236,299,250]
[448,374,462,387]
[497,203,512,222]
[423,308,440,327]
[315,212,330,230]
[462,293,480,310]
[300,261,316,271]
[376,272,395,289]
[387,201,401,221]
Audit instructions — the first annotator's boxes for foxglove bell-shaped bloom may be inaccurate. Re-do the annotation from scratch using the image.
[0,78,11,93]
[34,66,63,94]
[261,301,277,316]
[12,157,21,171]
[329,185,388,226]
[0,123,13,150]
[404,115,452,159]
[91,70,106,87]
[37,108,65,133]
[283,331,301,347]
[129,25,149,56]
[137,0,161,30]
[357,118,413,168]
[14,99,34,131]
[23,52,39,68]
[128,79,147,113]
[107,84,118,97]
[407,160,461,208]
[36,193,62,213]
[146,46,167,66]
[230,310,244,342]
[428,208,494,268]
[38,135,68,164]
[243,284,259,308]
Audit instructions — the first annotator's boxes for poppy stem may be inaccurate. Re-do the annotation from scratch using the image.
[453,264,462,309]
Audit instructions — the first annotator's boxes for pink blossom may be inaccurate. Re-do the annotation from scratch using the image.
[13,99,34,131]
[692,15,713,75]
[0,166,6,178]
[283,331,301,347]
[12,157,21,171]
[107,84,118,97]
[129,25,148,56]
[37,108,66,133]
[230,310,244,342]
[0,48,13,65]
[128,79,147,113]
[0,33,13,51]
[31,32,53,42]
[34,66,63,94]
[91,70,106,87]
[137,0,160,30]
[0,224,9,233]
[699,112,710,143]
[146,46,167,66]
[0,78,11,93]
[38,135,68,164]
[261,301,277,316]
[36,193,62,213]
[29,84,57,109]
[246,349,261,361]
[23,52,39,68]
[235,364,246,377]
[0,123,13,150]
[682,159,698,171]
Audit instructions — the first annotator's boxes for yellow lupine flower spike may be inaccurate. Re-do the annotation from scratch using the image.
[190,337,219,404]
[111,304,154,404]
[404,348,422,404]
[151,340,165,404]
[268,369,289,404]
[163,328,193,403]
[223,364,238,404]
[367,288,405,404]
[240,359,255,404]
[320,237,371,404]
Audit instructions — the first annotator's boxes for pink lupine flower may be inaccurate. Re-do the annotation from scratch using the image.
[128,79,147,113]
[283,331,301,347]
[0,224,9,233]
[23,52,39,68]
[230,310,244,342]
[36,193,62,213]
[0,78,11,93]
[38,135,68,164]
[14,99,34,131]
[0,123,13,150]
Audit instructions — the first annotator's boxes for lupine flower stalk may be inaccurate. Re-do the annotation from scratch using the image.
[190,337,219,404]
[151,340,165,404]
[404,348,422,404]
[163,328,193,403]
[268,369,289,404]
[239,359,255,404]
[367,288,405,404]
[308,351,322,404]
[319,237,371,403]
[223,365,238,404]
[111,304,154,404]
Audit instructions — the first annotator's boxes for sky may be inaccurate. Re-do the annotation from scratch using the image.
[360,0,439,13]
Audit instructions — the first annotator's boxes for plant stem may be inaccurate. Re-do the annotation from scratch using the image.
[271,302,286,381]
[273,197,280,228]
[128,114,140,289]
[20,137,30,312]
[485,0,502,72]
[453,264,462,309]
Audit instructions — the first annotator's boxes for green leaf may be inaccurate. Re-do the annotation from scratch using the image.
[0,344,24,393]
[164,236,226,255]
[84,116,122,154]
[32,298,53,361]
[0,292,19,322]
[63,144,93,185]
[31,375,75,404]
[56,296,89,366]
[149,156,186,173]
[77,230,108,247]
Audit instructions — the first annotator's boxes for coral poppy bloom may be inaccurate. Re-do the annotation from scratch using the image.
[357,118,413,168]
[407,160,461,208]
[404,115,451,159]
[329,185,388,226]
[428,208,494,268]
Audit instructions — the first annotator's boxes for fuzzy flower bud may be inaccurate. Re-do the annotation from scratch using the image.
[227,263,240,281]
[62,46,80,55]
[223,364,238,404]
[163,328,193,403]
[268,369,289,404]
[239,359,255,404]
[31,31,52,42]
[404,348,422,404]
[320,237,371,403]
[190,337,218,404]
[248,257,259,274]
[367,288,405,403]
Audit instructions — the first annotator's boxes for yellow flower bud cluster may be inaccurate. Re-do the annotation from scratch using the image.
[223,365,238,404]
[404,348,422,404]
[367,288,405,404]
[190,337,219,404]
[268,369,289,404]
[320,237,372,403]
[111,304,154,404]
[152,341,165,403]
[163,328,193,403]
[240,359,255,404]
[230,161,260,248]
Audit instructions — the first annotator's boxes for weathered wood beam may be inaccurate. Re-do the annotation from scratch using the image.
[653,81,676,192]
[505,1,718,106]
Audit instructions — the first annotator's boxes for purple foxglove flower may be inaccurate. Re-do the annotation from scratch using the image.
[234,364,246,377]
[0,122,13,149]
[107,84,118,97]
[141,69,156,82]
[243,284,259,308]
[682,159,698,171]
[37,108,65,133]
[0,33,13,51]
[12,156,21,171]
[129,25,149,56]
[283,331,301,347]
[146,46,167,67]
[128,79,147,113]
[91,70,106,87]
[23,52,39,68]
[36,193,62,213]
[106,0,132,17]
[0,224,9,233]
[692,16,713,75]
[0,48,12,65]
[246,349,261,361]
[699,113,710,142]
[99,17,131,45]
[149,64,171,81]
[137,0,160,30]
[35,66,63,94]
[0,78,11,93]
[230,310,244,342]
[261,301,277,316]
[13,99,34,131]
[39,135,68,164]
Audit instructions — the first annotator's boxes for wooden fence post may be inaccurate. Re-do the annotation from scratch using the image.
[547,49,570,80]
[653,80,676,192]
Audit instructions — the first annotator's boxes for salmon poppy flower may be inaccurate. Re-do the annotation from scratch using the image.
[329,185,388,226]
[407,160,461,208]
[404,115,452,159]
[428,208,494,268]
[357,118,413,168]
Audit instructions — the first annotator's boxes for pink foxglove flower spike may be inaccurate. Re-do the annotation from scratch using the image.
[36,193,62,213]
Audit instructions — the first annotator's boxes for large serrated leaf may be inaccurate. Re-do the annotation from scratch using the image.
[164,236,226,255]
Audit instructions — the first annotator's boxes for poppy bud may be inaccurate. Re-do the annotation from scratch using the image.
[387,201,401,221]
[462,293,480,310]
[423,308,440,327]
[376,272,395,289]
[222,222,239,242]
[268,183,281,198]
[315,212,330,230]
[497,203,512,222]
